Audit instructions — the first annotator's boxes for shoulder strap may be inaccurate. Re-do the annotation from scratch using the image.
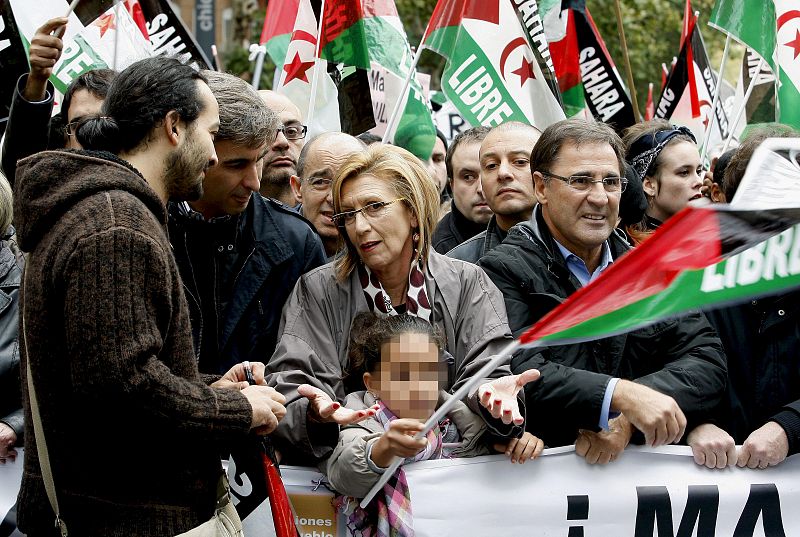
[22,269,69,537]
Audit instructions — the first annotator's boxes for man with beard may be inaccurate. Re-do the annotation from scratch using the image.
[258,90,306,206]
[170,72,326,374]
[289,132,366,259]
[13,57,287,535]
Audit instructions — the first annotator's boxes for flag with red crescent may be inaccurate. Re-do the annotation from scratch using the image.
[775,0,800,129]
[422,0,565,130]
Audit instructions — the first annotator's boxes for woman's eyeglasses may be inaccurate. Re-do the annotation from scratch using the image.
[331,198,405,226]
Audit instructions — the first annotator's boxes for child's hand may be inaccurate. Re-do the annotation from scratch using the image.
[370,419,427,468]
[494,432,544,464]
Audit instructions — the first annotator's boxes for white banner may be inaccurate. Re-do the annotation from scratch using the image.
[4,447,800,536]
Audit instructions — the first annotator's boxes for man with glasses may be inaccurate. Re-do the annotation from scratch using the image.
[258,90,307,206]
[290,132,366,258]
[479,119,726,465]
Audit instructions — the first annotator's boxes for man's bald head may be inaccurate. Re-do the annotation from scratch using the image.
[258,90,306,205]
[291,132,366,257]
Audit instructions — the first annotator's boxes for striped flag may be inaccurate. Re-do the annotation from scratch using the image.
[261,0,300,72]
[520,141,800,346]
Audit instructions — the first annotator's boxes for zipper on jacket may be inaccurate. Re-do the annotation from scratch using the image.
[181,229,204,362]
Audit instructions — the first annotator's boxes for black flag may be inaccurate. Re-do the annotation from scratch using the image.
[138,0,211,69]
[0,0,30,137]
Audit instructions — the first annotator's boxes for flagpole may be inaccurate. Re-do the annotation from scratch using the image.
[359,338,528,509]
[306,0,326,129]
[380,47,424,144]
[722,56,764,154]
[613,0,642,122]
[64,0,80,17]
[381,13,435,144]
[112,0,121,71]
[252,48,267,89]
[700,33,731,165]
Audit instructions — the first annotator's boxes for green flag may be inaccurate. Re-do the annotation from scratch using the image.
[710,0,776,69]
[774,0,800,129]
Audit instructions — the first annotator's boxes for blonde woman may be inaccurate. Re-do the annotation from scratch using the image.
[267,145,538,463]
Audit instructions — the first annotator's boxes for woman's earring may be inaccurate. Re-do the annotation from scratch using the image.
[412,231,420,244]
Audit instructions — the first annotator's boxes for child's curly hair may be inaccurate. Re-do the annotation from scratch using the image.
[343,312,444,393]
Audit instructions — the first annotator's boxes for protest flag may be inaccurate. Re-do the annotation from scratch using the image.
[774,0,800,129]
[738,47,777,125]
[645,82,654,120]
[362,0,437,160]
[422,0,565,131]
[303,0,376,140]
[0,0,30,134]
[274,0,341,138]
[137,0,211,69]
[545,7,590,119]
[9,0,151,95]
[521,204,800,344]
[261,0,300,73]
[710,0,776,70]
[578,6,636,130]
[655,21,732,153]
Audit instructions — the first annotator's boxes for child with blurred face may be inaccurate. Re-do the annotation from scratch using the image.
[325,313,543,506]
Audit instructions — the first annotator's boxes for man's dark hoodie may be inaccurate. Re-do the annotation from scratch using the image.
[13,149,252,536]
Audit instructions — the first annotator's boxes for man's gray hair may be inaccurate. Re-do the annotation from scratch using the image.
[530,118,626,177]
[202,70,279,148]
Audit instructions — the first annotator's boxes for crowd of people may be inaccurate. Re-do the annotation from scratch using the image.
[0,15,799,537]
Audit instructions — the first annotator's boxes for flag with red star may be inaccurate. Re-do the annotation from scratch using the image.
[274,0,341,139]
[421,0,565,131]
[261,0,300,74]
[775,0,800,129]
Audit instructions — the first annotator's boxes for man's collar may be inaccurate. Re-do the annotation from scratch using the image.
[553,238,614,269]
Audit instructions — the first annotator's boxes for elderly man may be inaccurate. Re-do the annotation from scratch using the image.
[479,118,726,464]
[289,132,366,259]
[258,90,307,206]
[447,121,540,263]
[432,127,492,253]
[170,73,326,375]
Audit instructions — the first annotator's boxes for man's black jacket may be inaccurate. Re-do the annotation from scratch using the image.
[478,206,727,447]
[169,194,326,374]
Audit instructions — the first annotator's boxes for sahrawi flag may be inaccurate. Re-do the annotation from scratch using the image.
[774,0,800,129]
[519,141,800,346]
[545,0,636,131]
[274,0,341,138]
[361,0,437,160]
[422,0,565,131]
[261,0,300,75]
